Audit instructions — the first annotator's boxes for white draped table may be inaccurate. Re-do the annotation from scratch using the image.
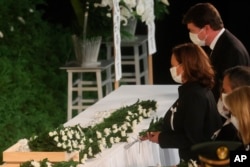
[64,85,180,167]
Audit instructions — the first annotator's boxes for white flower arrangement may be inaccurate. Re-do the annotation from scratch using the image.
[18,99,157,165]
[20,158,84,167]
[177,159,199,167]
[99,0,170,25]
[71,0,170,40]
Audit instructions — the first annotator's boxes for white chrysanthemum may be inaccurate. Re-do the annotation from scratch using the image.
[120,124,128,131]
[112,128,118,134]
[96,131,102,139]
[132,120,137,127]
[89,138,93,143]
[46,161,52,167]
[81,153,88,164]
[147,109,153,116]
[57,142,62,147]
[31,160,40,167]
[126,122,131,127]
[17,16,26,24]
[101,137,107,146]
[49,132,54,137]
[104,128,111,136]
[138,116,143,122]
[138,105,143,110]
[71,141,77,149]
[54,136,59,142]
[10,26,14,32]
[105,12,111,18]
[126,116,130,121]
[142,108,147,114]
[112,124,118,129]
[136,0,145,16]
[50,131,57,136]
[75,132,81,139]
[67,131,73,139]
[143,109,148,117]
[60,130,65,136]
[77,164,85,167]
[120,4,136,26]
[121,130,127,137]
[29,8,34,13]
[110,137,114,144]
[124,0,137,8]
[67,142,72,148]
[112,124,118,133]
[114,137,121,143]
[62,135,67,141]
[99,0,113,9]
[99,143,105,151]
[88,147,93,156]
[161,0,170,6]
[138,110,143,115]
[78,143,85,150]
[188,159,198,167]
[62,143,67,149]
[147,111,152,117]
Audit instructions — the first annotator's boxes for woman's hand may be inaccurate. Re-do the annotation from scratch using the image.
[139,135,148,141]
[147,131,160,143]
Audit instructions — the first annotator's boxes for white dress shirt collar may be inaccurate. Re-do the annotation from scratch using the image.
[210,28,225,50]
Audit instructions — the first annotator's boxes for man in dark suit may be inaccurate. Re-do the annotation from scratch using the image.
[212,66,250,141]
[182,2,250,102]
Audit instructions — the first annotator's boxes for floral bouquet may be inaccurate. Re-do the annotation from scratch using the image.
[139,116,164,137]
[21,99,157,164]
[20,158,82,167]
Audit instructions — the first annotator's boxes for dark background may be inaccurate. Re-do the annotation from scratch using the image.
[43,0,250,84]
[152,0,250,84]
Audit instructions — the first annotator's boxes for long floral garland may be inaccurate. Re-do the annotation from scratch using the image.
[18,99,157,166]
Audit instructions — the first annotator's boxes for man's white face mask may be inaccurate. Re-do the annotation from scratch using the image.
[189,29,206,46]
[217,98,230,119]
[217,93,231,118]
[221,93,231,110]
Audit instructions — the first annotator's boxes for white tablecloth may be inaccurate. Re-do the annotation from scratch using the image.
[64,85,180,167]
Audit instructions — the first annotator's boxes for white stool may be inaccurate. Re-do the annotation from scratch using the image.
[60,60,113,120]
[104,35,148,84]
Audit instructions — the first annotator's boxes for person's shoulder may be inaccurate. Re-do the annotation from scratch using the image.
[218,29,249,54]
[220,30,246,46]
[182,82,211,96]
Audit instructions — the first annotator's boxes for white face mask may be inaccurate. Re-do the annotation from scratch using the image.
[170,66,182,83]
[189,29,206,46]
[231,115,239,130]
[217,98,230,119]
[221,93,230,111]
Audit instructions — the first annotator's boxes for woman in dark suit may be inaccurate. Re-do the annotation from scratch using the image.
[182,3,250,102]
[144,43,222,161]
